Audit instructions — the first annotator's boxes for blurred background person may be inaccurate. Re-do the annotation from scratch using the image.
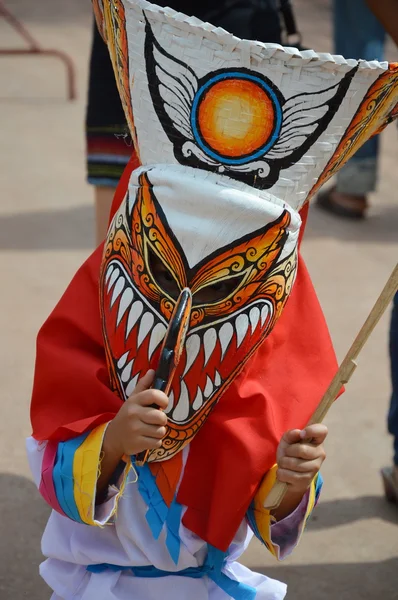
[317,0,386,219]
[316,0,398,502]
[86,20,133,247]
[361,0,398,505]
[364,0,398,505]
[382,292,398,504]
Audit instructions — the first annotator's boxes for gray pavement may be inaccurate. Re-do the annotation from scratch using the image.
[0,1,397,598]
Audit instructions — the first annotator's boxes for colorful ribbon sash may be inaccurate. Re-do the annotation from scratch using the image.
[87,544,256,600]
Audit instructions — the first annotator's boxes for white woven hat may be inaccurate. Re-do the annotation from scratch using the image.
[95,0,398,211]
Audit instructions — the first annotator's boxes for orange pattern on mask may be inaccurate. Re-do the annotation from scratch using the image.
[129,173,187,320]
[189,210,291,326]
[130,172,293,330]
[101,171,298,462]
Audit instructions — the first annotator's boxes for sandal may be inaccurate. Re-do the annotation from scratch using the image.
[316,186,367,220]
[381,466,398,504]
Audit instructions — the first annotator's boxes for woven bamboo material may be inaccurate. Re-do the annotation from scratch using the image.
[94,0,398,211]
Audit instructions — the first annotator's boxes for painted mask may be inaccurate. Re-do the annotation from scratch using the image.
[96,0,398,461]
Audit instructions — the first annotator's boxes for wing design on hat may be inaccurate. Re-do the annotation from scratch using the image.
[265,85,346,159]
[145,24,199,141]
[144,14,356,190]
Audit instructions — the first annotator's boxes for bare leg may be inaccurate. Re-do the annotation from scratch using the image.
[95,186,115,246]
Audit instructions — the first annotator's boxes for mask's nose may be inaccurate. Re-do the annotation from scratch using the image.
[135,288,192,467]
[153,287,192,393]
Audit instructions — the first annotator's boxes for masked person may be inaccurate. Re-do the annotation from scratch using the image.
[28,2,398,599]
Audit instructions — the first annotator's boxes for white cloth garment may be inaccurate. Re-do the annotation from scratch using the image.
[27,437,308,600]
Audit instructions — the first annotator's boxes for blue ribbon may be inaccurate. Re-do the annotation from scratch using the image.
[205,545,257,600]
[134,459,183,564]
[87,545,256,600]
[53,433,90,524]
[113,461,257,598]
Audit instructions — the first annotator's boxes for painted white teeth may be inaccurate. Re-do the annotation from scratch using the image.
[203,328,217,366]
[125,373,139,397]
[214,370,222,387]
[107,267,120,293]
[183,334,201,375]
[249,306,260,334]
[204,375,214,398]
[105,265,114,284]
[235,313,249,348]
[219,322,234,360]
[261,304,270,327]
[165,390,174,414]
[137,312,155,346]
[117,288,134,325]
[192,386,203,410]
[121,359,134,383]
[110,276,125,308]
[126,300,144,338]
[148,322,167,359]
[172,381,190,422]
[117,351,129,369]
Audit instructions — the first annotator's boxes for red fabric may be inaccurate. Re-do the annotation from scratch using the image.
[108,153,139,223]
[179,252,337,549]
[30,245,121,441]
[31,159,338,551]
[31,153,139,442]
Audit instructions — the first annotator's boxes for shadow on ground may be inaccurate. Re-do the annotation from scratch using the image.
[305,204,398,245]
[0,205,94,250]
[0,474,50,600]
[260,494,398,599]
[258,558,398,600]
[1,475,397,600]
[308,494,398,529]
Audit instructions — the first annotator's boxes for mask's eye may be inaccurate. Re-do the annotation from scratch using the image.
[193,274,245,305]
[148,247,180,299]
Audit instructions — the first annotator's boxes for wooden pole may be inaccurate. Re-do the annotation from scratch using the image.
[264,262,398,510]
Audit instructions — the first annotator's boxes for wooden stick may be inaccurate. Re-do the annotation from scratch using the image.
[264,262,398,510]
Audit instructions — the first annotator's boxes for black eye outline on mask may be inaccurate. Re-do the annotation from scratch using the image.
[147,245,181,301]
[192,272,247,306]
[148,245,247,306]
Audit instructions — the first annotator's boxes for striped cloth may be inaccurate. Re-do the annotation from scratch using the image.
[86,21,134,187]
[39,423,130,525]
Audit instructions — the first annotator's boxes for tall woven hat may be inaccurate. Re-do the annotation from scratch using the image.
[95,0,398,211]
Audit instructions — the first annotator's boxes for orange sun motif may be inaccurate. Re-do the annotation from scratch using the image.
[198,79,276,158]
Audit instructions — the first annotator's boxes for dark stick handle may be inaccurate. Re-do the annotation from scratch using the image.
[134,288,192,467]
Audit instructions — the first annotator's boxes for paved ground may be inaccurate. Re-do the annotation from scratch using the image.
[0,1,397,598]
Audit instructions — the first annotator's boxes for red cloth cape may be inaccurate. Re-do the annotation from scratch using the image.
[31,157,338,551]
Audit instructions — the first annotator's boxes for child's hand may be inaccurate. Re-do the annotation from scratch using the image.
[105,370,169,459]
[276,424,328,495]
